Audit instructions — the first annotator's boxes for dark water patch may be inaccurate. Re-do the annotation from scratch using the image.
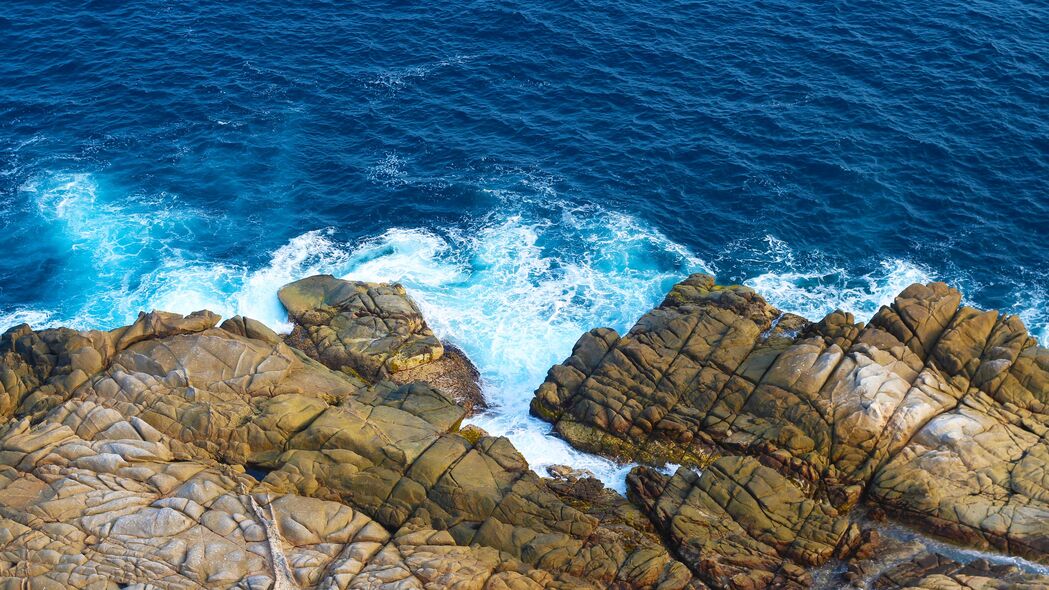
[244,464,273,483]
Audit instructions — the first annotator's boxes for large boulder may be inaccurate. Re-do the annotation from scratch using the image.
[278,275,444,381]
[534,273,1049,585]
[0,312,694,589]
[279,275,485,414]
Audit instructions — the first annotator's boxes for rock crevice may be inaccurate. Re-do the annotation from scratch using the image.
[533,273,1049,589]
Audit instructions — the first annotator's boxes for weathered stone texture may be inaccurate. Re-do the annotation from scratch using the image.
[535,273,1049,586]
[0,302,692,589]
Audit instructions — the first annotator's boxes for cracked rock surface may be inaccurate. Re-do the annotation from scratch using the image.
[0,306,693,589]
[278,275,445,381]
[534,273,1049,587]
[278,275,485,416]
[871,553,1049,590]
[4,270,1046,589]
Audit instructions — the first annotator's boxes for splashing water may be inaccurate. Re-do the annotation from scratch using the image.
[2,174,1048,491]
[740,236,938,321]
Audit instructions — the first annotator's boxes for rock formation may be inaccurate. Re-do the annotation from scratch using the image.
[534,273,1049,588]
[279,275,484,414]
[278,276,445,381]
[871,553,1049,590]
[0,304,692,588]
[2,270,1047,589]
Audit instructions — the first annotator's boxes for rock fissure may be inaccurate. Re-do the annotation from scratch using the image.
[3,273,1047,589]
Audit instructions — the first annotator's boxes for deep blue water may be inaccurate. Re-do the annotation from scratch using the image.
[2,0,1047,481]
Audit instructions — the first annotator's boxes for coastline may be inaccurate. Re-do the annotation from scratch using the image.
[1,271,1046,588]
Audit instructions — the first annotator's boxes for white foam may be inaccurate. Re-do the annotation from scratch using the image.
[316,203,707,487]
[24,173,189,272]
[13,180,1047,495]
[234,230,352,330]
[116,229,353,333]
[1010,286,1049,347]
[741,236,936,321]
[740,236,1049,345]
[367,54,475,91]
[875,519,1049,576]
[26,192,700,490]
[123,261,242,322]
[0,308,61,333]
[367,153,411,186]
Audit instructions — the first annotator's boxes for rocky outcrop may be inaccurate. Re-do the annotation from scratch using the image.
[628,457,854,590]
[868,320,1049,560]
[531,274,818,470]
[279,275,485,415]
[0,413,566,589]
[279,275,444,381]
[871,553,1049,590]
[3,270,1046,589]
[534,273,1049,586]
[0,305,692,589]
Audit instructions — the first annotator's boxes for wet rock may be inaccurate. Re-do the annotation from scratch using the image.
[531,273,826,471]
[871,553,1049,590]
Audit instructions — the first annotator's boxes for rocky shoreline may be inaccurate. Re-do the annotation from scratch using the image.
[0,273,1045,589]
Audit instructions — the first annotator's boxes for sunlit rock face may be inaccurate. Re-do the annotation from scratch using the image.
[2,271,1047,590]
[535,273,1049,587]
[0,303,692,589]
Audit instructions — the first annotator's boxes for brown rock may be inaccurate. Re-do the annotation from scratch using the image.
[535,272,1049,581]
[0,311,694,589]
[279,275,486,416]
[278,275,444,381]
[872,553,1049,590]
[0,411,572,589]
[390,343,486,416]
[628,457,852,589]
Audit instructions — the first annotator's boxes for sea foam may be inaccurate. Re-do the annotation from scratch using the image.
[3,183,1048,490]
[742,236,937,321]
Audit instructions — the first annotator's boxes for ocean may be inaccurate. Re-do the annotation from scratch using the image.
[2,0,1047,485]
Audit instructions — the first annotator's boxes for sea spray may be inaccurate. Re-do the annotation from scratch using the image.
[3,190,1048,490]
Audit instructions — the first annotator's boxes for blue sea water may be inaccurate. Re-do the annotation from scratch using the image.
[2,1,1048,484]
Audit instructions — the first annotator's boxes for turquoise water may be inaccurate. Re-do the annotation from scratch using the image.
[2,0,1047,484]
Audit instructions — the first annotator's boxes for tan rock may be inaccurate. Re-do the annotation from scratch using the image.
[628,457,852,590]
[278,275,444,380]
[0,311,693,589]
[534,273,1049,583]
